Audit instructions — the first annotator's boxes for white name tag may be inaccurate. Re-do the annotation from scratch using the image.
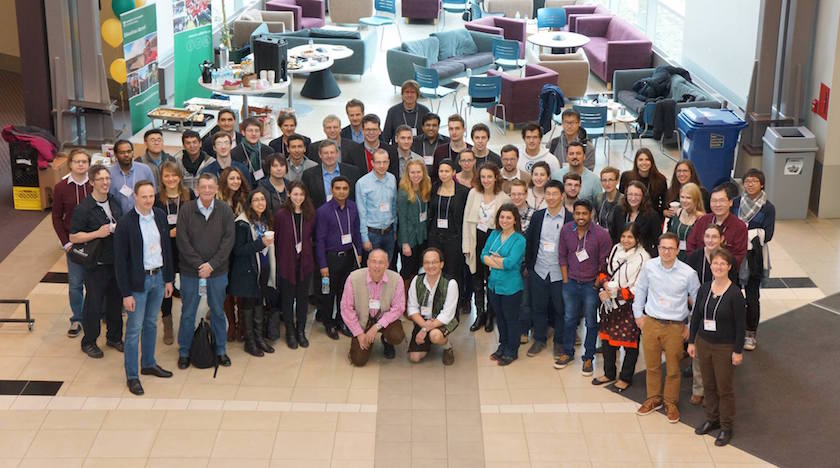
[341,233,352,245]
[411,128,417,137]
[477,223,488,233]
[109,222,117,233]
[679,240,687,251]
[295,242,302,254]
[167,214,178,225]
[420,306,431,316]
[576,249,590,262]
[419,211,427,222]
[424,155,434,166]
[253,169,265,181]
[704,319,717,332]
[369,299,380,311]
[379,202,390,212]
[119,185,132,197]
[327,194,333,201]
[437,219,448,229]
[542,242,555,252]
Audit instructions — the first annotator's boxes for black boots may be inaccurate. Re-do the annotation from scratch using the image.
[243,307,263,357]
[484,310,495,332]
[286,326,299,349]
[254,305,275,354]
[296,324,310,348]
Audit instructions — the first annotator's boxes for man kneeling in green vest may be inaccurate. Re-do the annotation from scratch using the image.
[341,249,407,366]
[407,248,459,365]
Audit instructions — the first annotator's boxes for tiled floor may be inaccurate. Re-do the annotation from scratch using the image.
[0,10,831,468]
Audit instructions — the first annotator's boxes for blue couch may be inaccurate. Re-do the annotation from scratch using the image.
[386,29,499,88]
[276,28,377,76]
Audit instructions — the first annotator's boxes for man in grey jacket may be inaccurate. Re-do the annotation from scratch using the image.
[176,173,235,369]
[549,109,596,171]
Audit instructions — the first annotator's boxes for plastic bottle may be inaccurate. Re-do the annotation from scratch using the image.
[199,278,207,296]
[321,277,330,294]
[515,11,520,19]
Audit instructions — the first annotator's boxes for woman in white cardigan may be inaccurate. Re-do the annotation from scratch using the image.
[463,163,511,333]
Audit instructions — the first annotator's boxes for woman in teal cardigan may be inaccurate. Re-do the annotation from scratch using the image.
[481,203,526,366]
[397,160,431,286]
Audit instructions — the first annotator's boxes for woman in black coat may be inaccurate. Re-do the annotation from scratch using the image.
[621,180,661,257]
[229,188,276,357]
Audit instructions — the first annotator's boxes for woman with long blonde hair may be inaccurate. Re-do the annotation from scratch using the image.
[397,159,432,284]
[667,182,705,260]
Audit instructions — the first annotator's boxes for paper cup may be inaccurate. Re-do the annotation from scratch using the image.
[669,201,680,211]
[606,281,618,298]
[264,231,275,241]
[267,70,275,83]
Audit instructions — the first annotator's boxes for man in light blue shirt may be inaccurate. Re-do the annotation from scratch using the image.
[552,142,601,203]
[109,139,156,214]
[356,148,397,264]
[632,232,700,423]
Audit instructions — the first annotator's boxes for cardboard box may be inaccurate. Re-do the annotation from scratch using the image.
[36,155,69,210]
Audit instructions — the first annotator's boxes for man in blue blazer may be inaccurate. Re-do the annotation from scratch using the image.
[114,180,175,396]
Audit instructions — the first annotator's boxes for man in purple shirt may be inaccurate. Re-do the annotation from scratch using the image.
[315,176,363,340]
[554,199,612,376]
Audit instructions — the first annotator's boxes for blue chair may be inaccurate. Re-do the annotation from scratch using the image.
[440,0,468,29]
[492,38,527,75]
[460,75,506,134]
[571,103,607,156]
[536,7,567,30]
[359,0,401,50]
[413,64,457,113]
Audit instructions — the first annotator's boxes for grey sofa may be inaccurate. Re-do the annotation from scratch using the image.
[613,68,721,118]
[276,28,377,76]
[386,29,499,88]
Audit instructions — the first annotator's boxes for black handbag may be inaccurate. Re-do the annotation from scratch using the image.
[68,238,102,268]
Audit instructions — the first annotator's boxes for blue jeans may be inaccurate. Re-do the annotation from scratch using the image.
[529,270,565,345]
[124,272,165,380]
[367,229,395,265]
[488,290,522,358]
[67,253,85,323]
[562,279,599,360]
[179,274,228,357]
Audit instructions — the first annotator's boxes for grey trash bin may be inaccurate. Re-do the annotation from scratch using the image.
[762,126,817,220]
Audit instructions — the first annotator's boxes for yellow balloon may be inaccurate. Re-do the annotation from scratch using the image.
[101,18,123,48]
[110,58,127,84]
[134,0,145,6]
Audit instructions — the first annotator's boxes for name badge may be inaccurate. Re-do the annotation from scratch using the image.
[542,242,555,252]
[679,240,687,251]
[411,128,417,137]
[437,219,448,229]
[369,299,380,311]
[379,202,390,212]
[295,242,302,254]
[341,233,352,245]
[424,155,434,166]
[704,319,717,332]
[167,214,178,225]
[419,211,427,222]
[477,223,488,233]
[119,185,132,197]
[420,306,431,316]
[327,194,333,202]
[109,222,117,233]
[575,249,590,262]
[253,169,265,181]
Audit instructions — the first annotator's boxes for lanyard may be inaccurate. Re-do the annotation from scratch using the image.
[165,197,179,218]
[334,206,351,238]
[122,170,135,192]
[701,254,708,283]
[488,232,506,254]
[437,193,452,222]
[575,228,589,253]
[417,197,426,214]
[402,110,418,129]
[422,139,434,157]
[703,285,726,320]
[291,211,303,248]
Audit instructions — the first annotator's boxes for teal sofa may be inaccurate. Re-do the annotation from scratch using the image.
[386,29,499,88]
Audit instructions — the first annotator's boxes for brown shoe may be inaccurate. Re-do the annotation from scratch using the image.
[162,315,174,345]
[690,394,704,406]
[636,398,663,416]
[665,403,680,423]
[442,348,455,366]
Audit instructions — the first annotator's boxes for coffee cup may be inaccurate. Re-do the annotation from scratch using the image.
[264,231,275,241]
[606,281,618,298]
[267,70,275,83]
[669,201,680,211]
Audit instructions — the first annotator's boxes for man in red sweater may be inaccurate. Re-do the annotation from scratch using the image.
[686,185,748,271]
[51,149,93,338]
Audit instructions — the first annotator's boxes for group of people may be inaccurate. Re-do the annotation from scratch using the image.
[51,81,777,445]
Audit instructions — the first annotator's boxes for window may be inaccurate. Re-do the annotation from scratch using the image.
[616,0,648,29]
[653,0,685,60]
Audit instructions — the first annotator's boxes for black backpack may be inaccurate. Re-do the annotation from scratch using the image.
[190,318,219,377]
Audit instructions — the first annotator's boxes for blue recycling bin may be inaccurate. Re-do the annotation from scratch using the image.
[677,108,747,190]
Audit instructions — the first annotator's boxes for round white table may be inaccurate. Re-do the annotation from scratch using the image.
[527,31,590,53]
[197,78,290,118]
[288,44,353,100]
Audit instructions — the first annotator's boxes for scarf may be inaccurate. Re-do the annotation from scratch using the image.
[606,244,649,290]
[241,139,262,172]
[738,191,766,223]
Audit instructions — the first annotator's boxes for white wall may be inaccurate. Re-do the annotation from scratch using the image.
[805,0,839,164]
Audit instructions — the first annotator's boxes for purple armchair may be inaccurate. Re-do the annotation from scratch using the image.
[402,0,440,21]
[486,64,558,125]
[563,4,610,32]
[465,17,527,58]
[266,0,326,30]
[576,15,651,85]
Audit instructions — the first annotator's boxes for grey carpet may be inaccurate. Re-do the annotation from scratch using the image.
[613,301,840,468]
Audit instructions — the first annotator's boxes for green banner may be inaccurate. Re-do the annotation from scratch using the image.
[121,4,159,133]
[173,1,213,106]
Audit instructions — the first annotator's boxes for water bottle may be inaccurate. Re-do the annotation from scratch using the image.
[199,278,207,297]
[321,277,330,294]
[466,68,472,78]
[515,11,520,19]
[219,44,229,68]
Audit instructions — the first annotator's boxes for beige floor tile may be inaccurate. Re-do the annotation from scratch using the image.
[445,409,482,428]
[585,432,651,462]
[19,459,84,468]
[19,356,84,381]
[212,430,276,459]
[87,429,157,458]
[82,458,146,468]
[0,429,36,458]
[347,387,378,404]
[101,409,165,430]
[25,429,96,458]
[234,386,294,401]
[527,432,590,462]
[479,388,511,405]
[446,460,486,468]
[578,412,642,433]
[481,413,524,433]
[0,460,21,468]
[270,460,330,468]
[483,432,530,462]
[145,458,210,468]
[150,429,216,458]
[521,413,582,433]
[10,396,51,410]
[0,356,29,378]
[41,410,106,430]
[290,386,349,403]
[508,386,567,404]
[375,423,411,443]
[277,411,338,432]
[0,410,47,429]
[373,440,411,462]
[337,412,376,433]
[208,459,270,468]
[219,411,281,431]
[161,410,223,430]
[703,437,770,464]
[179,383,240,400]
[271,431,334,460]
[331,432,375,460]
[644,434,712,463]
[411,459,447,468]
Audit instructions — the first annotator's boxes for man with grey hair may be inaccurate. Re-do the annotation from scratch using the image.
[382,80,430,144]
[308,114,367,172]
[302,139,362,208]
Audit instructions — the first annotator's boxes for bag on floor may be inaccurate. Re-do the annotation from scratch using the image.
[190,318,219,377]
